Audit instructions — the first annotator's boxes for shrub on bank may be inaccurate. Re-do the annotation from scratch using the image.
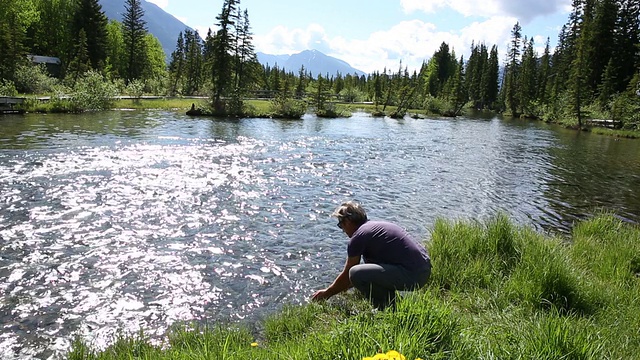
[13,63,59,94]
[269,94,307,119]
[0,79,18,96]
[315,102,351,118]
[610,92,640,130]
[69,71,119,112]
[21,71,119,113]
[422,96,452,116]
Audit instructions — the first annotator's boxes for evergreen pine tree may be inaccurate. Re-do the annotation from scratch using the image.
[72,0,108,70]
[122,0,147,84]
[211,0,240,109]
[568,34,589,129]
[585,0,617,95]
[551,0,585,98]
[28,0,75,64]
[202,28,215,88]
[598,57,618,109]
[537,38,551,104]
[518,37,538,116]
[313,74,331,114]
[168,31,185,95]
[504,22,522,116]
[550,24,570,97]
[270,64,281,93]
[465,42,481,108]
[484,45,500,109]
[295,65,306,99]
[468,43,487,108]
[0,0,37,81]
[614,0,640,92]
[447,56,467,116]
[236,9,257,92]
[67,28,91,85]
[184,30,203,96]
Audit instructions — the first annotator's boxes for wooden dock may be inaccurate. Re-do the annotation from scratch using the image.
[587,119,622,129]
[0,96,26,114]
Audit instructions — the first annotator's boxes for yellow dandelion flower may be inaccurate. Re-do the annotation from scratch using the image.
[363,357,375,360]
[415,358,424,360]
[250,342,259,347]
[386,350,405,360]
[372,354,389,360]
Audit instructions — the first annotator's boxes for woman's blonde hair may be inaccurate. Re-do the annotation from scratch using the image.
[331,201,368,225]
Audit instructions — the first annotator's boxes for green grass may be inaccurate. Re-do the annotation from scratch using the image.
[244,99,272,116]
[65,214,640,359]
[113,97,201,110]
[587,127,640,139]
[13,95,640,139]
[23,95,640,139]
[17,95,415,119]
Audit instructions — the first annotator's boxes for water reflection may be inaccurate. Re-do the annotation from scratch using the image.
[0,110,639,359]
[0,111,165,150]
[545,130,640,225]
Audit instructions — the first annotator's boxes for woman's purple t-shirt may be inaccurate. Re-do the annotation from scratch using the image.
[347,220,430,271]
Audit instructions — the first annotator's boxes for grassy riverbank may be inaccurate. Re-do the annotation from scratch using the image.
[109,97,407,120]
[586,127,640,139]
[112,97,201,111]
[67,214,640,360]
[14,95,638,138]
[112,97,640,138]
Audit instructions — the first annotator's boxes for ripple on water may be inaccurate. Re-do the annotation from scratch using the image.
[1,114,640,358]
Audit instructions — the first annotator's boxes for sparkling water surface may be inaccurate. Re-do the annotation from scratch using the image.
[1,110,639,359]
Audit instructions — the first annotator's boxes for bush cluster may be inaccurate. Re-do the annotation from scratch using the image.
[269,94,307,119]
[0,79,18,96]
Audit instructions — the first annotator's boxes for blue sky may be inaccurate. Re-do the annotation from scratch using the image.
[147,0,572,73]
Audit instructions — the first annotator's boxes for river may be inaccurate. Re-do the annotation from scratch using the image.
[1,110,639,359]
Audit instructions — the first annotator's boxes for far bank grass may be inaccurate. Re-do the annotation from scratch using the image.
[587,126,640,139]
[117,98,640,138]
[109,98,399,118]
[19,96,638,138]
[112,97,202,110]
[67,214,640,360]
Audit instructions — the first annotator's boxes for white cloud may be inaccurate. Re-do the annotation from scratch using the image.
[254,17,520,74]
[194,26,213,37]
[400,0,570,24]
[146,0,169,9]
[254,24,331,55]
[532,35,550,55]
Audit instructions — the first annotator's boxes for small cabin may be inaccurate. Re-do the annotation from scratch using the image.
[27,55,62,78]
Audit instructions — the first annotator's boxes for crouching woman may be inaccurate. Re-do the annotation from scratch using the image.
[311,201,431,310]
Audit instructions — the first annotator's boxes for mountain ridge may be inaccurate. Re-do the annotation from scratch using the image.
[257,50,367,77]
[99,1,367,76]
[99,0,193,61]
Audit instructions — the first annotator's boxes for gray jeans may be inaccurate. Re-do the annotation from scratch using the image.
[349,261,431,310]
